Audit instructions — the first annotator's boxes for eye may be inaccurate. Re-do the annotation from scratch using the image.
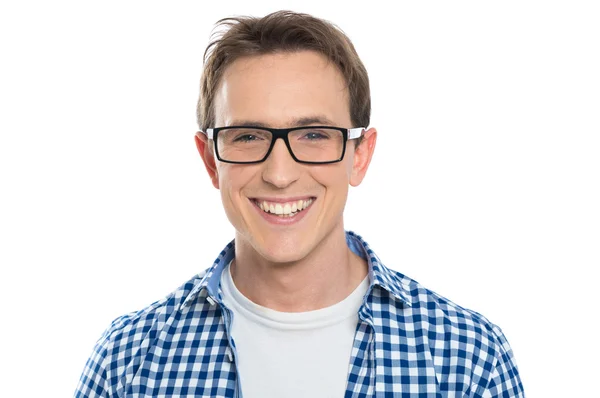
[301,131,330,140]
[233,134,260,143]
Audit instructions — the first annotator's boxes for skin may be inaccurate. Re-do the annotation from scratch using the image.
[195,50,377,312]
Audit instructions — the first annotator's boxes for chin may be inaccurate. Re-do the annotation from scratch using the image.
[251,232,313,264]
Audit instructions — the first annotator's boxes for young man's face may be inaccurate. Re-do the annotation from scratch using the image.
[196,50,376,263]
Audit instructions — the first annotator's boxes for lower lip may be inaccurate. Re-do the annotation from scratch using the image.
[251,199,315,225]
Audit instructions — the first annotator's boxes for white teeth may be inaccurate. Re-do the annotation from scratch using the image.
[256,198,313,216]
[275,203,283,215]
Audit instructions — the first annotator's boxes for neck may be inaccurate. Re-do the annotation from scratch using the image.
[231,226,367,312]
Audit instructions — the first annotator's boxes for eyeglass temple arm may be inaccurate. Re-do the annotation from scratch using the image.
[348,127,365,140]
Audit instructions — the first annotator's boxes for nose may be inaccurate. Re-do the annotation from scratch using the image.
[261,138,301,188]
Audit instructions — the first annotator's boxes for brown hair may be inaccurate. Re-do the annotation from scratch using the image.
[197,10,371,141]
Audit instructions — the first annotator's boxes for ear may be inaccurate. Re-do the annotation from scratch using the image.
[350,127,377,187]
[195,132,219,189]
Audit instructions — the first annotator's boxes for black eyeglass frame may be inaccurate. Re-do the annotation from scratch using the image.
[202,125,365,165]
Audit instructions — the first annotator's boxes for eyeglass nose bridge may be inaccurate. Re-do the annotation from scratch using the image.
[261,128,301,163]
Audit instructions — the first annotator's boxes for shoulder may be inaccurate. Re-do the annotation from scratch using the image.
[370,265,524,394]
[386,268,499,335]
[387,268,509,353]
[75,271,210,396]
[374,264,510,361]
[375,266,523,390]
[103,270,207,348]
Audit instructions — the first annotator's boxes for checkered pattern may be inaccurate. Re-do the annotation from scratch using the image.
[75,231,524,397]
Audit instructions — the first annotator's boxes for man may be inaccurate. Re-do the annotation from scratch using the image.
[75,11,524,397]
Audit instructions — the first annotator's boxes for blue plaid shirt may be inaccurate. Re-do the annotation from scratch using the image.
[75,231,524,397]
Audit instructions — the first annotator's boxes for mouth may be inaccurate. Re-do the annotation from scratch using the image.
[250,197,316,218]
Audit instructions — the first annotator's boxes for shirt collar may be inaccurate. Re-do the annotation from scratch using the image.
[345,230,414,307]
[180,231,413,310]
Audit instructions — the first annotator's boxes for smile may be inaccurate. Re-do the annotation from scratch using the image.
[251,198,315,218]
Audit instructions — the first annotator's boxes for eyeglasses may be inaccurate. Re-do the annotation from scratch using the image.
[203,126,365,164]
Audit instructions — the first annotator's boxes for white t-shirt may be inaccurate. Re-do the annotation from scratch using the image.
[220,261,370,398]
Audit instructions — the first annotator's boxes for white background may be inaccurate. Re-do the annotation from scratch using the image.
[1,1,598,397]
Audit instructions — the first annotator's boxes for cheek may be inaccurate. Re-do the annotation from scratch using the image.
[217,164,256,201]
[312,149,355,182]
[311,163,351,198]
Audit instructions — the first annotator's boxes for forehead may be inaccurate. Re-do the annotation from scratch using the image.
[214,51,351,127]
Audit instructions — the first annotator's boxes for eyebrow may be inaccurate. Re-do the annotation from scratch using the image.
[228,115,337,128]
